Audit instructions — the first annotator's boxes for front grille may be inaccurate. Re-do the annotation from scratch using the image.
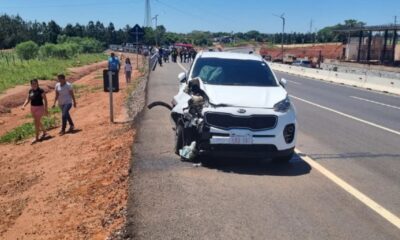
[204,112,277,130]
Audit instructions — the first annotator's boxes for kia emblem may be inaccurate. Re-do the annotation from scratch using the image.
[237,109,246,114]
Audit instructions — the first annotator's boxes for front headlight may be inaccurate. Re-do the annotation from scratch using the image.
[274,96,291,112]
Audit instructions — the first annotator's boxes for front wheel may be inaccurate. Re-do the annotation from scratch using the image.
[174,125,184,155]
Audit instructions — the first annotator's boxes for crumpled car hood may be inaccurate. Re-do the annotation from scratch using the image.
[202,84,287,108]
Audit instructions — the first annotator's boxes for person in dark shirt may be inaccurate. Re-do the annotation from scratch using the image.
[22,79,48,144]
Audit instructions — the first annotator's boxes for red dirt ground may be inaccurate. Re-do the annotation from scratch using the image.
[259,43,344,60]
[0,54,144,239]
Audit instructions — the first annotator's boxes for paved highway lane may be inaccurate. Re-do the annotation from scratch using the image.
[276,71,400,131]
[273,70,400,217]
[126,61,400,239]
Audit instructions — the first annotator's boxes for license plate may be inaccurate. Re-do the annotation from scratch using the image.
[229,134,253,145]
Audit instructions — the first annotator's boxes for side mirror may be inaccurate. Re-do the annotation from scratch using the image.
[178,72,187,83]
[280,78,287,88]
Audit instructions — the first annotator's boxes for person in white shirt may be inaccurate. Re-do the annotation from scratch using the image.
[124,58,132,83]
[52,74,77,135]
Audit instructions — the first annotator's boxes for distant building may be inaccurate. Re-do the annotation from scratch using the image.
[345,36,400,62]
[337,24,400,65]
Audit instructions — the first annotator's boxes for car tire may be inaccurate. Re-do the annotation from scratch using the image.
[174,124,184,155]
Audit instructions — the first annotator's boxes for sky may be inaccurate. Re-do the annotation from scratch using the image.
[1,0,400,33]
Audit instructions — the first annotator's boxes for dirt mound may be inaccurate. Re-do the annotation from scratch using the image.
[260,44,344,60]
[0,53,144,239]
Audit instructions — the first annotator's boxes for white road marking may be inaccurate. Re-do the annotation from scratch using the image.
[177,62,188,72]
[291,95,400,136]
[350,96,400,110]
[295,149,400,229]
[277,71,400,99]
[287,80,301,85]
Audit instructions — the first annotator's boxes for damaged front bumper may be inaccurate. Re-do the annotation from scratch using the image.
[196,125,296,159]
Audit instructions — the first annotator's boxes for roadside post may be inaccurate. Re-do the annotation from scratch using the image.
[108,70,114,123]
[130,24,145,70]
[103,69,119,123]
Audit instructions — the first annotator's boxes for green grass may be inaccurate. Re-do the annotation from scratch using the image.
[72,84,90,98]
[0,52,107,93]
[223,40,256,48]
[0,115,58,143]
[94,73,103,79]
[89,85,103,93]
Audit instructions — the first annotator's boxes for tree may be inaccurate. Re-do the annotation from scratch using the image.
[318,19,366,43]
[45,20,61,43]
[155,25,167,45]
[106,22,116,44]
[0,14,29,48]
[143,27,155,46]
[86,21,96,38]
[73,23,85,37]
[245,30,261,41]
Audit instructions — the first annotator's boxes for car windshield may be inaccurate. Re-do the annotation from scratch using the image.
[191,57,278,86]
[302,61,311,64]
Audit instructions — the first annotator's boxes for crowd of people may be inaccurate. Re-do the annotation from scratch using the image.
[155,46,197,67]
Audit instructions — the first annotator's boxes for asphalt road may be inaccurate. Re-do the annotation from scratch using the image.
[126,56,400,239]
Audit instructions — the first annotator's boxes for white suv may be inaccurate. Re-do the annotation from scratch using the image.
[150,51,297,162]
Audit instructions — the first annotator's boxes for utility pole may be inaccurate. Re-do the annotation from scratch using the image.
[144,0,152,27]
[152,14,159,46]
[314,28,318,43]
[309,19,313,33]
[273,13,285,60]
[395,16,398,25]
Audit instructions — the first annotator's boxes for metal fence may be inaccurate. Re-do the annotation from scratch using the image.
[149,53,158,73]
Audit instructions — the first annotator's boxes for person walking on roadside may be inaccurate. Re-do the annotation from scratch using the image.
[22,79,48,144]
[158,47,164,67]
[191,49,197,61]
[124,58,132,84]
[108,52,120,72]
[172,48,178,63]
[185,49,191,63]
[179,48,184,63]
[163,50,170,63]
[52,74,76,135]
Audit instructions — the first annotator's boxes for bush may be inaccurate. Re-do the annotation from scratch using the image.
[15,41,39,60]
[57,35,104,53]
[39,42,79,59]
[39,43,57,59]
[53,43,75,58]
[80,38,104,53]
